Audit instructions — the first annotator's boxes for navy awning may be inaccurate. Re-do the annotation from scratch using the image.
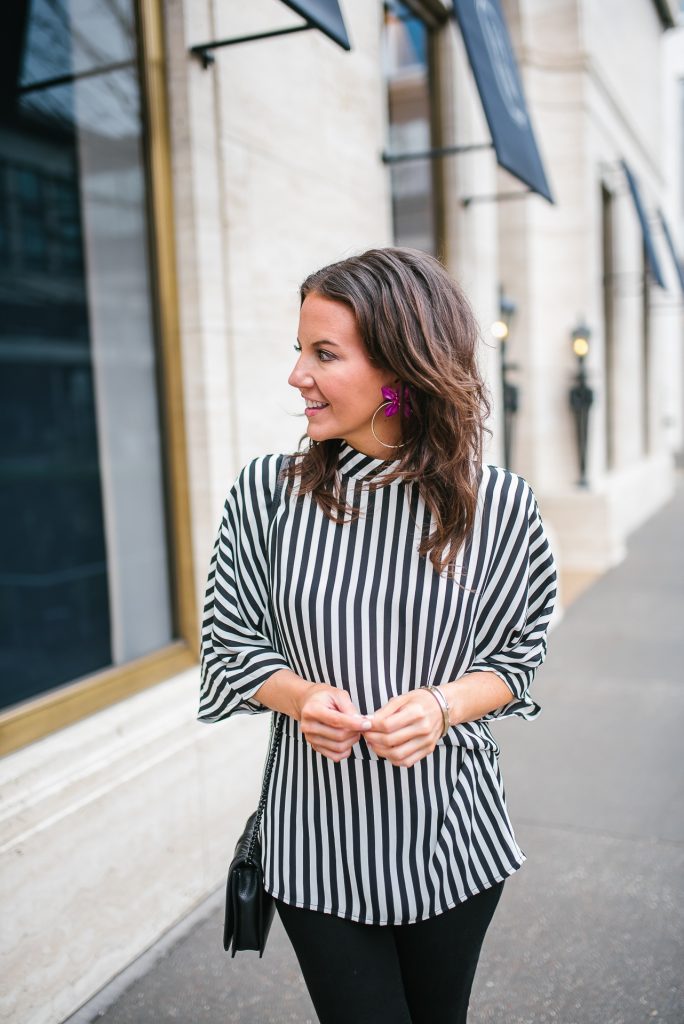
[620,160,666,289]
[190,0,351,67]
[281,0,351,51]
[657,208,684,295]
[451,0,553,204]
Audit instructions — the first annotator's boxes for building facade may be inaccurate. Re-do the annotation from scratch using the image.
[1,1,682,1021]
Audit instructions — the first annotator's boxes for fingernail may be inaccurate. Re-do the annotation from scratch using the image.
[359,717,372,729]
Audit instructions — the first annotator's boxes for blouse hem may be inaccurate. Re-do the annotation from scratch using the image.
[265,856,525,927]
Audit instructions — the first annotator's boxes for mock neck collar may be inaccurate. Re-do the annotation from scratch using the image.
[337,441,403,482]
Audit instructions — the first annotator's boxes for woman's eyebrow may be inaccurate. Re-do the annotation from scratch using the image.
[296,337,341,347]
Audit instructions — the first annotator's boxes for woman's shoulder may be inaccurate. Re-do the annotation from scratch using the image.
[479,463,536,516]
[238,450,294,475]
[228,451,297,504]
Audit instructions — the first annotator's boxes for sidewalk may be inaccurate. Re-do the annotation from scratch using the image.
[66,473,684,1024]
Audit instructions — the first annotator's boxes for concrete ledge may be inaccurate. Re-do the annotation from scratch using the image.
[1,672,270,1024]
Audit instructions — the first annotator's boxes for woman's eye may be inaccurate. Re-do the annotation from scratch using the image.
[293,343,334,362]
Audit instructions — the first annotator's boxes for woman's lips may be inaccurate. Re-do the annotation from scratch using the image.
[305,403,329,416]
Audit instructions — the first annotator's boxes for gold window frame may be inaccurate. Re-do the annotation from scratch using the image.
[0,0,197,758]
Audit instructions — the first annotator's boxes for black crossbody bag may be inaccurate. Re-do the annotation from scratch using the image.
[222,715,284,956]
[223,457,289,957]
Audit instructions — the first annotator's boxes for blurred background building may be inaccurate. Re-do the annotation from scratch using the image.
[1,1,682,1021]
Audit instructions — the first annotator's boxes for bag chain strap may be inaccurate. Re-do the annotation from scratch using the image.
[246,712,284,864]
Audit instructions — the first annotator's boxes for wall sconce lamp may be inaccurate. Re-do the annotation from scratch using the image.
[491,287,519,469]
[491,291,516,342]
[569,320,594,487]
[571,322,591,360]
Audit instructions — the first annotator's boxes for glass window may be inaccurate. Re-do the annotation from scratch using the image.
[382,1,438,254]
[0,0,174,711]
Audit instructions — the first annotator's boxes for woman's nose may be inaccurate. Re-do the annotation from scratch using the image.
[288,358,313,389]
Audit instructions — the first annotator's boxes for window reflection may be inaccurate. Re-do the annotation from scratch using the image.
[0,0,173,709]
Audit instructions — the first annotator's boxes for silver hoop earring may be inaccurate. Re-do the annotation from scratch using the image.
[371,401,408,449]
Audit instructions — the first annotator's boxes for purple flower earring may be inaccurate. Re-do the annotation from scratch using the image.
[371,382,413,449]
[381,384,413,418]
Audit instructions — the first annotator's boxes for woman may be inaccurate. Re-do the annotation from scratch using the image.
[199,247,557,1023]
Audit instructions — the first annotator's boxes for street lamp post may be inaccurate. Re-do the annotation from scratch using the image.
[491,287,519,469]
[569,321,594,488]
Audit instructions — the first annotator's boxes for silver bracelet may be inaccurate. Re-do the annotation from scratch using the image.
[422,685,450,738]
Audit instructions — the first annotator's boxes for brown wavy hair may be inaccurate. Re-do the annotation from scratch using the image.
[284,247,492,576]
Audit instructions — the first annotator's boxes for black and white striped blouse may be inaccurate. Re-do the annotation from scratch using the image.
[199,442,557,925]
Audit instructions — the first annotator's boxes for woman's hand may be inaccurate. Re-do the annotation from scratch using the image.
[298,683,373,762]
[364,690,445,768]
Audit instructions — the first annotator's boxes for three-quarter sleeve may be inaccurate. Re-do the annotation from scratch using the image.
[198,454,290,723]
[467,473,557,721]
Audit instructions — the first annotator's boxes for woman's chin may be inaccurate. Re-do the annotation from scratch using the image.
[307,421,336,442]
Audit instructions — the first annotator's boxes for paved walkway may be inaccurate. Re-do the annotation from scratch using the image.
[66,474,684,1024]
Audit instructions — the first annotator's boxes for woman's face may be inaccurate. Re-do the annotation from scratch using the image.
[288,292,402,458]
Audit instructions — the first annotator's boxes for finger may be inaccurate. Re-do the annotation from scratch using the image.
[306,729,361,748]
[378,738,432,767]
[304,721,361,741]
[365,696,411,727]
[365,722,434,749]
[365,704,427,736]
[334,688,364,716]
[311,744,354,762]
[366,717,438,752]
[329,691,374,732]
[306,703,372,733]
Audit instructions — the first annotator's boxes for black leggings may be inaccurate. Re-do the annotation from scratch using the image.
[274,880,505,1024]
